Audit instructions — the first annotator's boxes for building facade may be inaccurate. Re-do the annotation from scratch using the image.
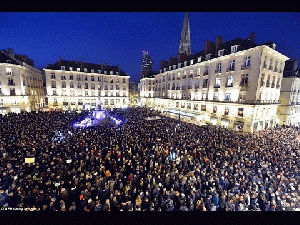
[140,36,289,132]
[44,60,129,111]
[277,59,300,126]
[0,49,44,114]
[140,51,153,79]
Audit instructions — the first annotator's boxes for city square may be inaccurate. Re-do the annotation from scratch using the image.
[0,11,300,211]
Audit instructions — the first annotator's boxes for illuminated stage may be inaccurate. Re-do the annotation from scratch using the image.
[73,110,123,128]
[73,110,106,128]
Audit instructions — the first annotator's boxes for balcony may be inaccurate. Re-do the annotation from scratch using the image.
[266,82,270,88]
[241,64,251,70]
[225,83,233,87]
[187,86,192,90]
[214,84,220,88]
[226,67,235,72]
[260,81,265,86]
[271,83,275,88]
[6,72,12,75]
[203,71,209,76]
[202,84,208,88]
[215,69,222,74]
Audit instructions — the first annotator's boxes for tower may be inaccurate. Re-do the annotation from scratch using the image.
[178,12,191,60]
[140,50,153,79]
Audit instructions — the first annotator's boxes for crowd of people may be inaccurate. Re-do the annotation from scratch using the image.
[0,107,300,211]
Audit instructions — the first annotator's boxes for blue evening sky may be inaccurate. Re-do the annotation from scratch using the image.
[0,12,299,82]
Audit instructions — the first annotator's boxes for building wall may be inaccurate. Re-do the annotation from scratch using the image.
[278,77,300,126]
[0,63,44,114]
[140,45,289,132]
[44,69,130,110]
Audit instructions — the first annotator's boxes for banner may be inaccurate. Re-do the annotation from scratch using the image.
[25,158,35,164]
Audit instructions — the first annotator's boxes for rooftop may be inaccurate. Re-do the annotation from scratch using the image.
[157,34,278,75]
[45,60,128,76]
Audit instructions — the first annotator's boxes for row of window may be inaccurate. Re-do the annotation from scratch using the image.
[0,78,42,89]
[155,57,252,82]
[172,102,245,117]
[260,74,281,88]
[50,73,127,83]
[59,66,120,75]
[51,89,128,97]
[50,81,127,90]
[4,67,43,82]
[53,98,127,105]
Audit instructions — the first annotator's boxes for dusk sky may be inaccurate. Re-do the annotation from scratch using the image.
[1,12,299,82]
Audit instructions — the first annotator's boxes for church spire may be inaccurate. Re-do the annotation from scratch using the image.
[178,12,191,57]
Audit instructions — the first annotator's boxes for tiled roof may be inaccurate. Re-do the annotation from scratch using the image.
[45,60,127,76]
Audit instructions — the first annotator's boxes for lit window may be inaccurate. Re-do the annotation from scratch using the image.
[6,67,12,75]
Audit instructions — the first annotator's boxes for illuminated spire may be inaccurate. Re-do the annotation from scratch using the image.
[179,12,191,56]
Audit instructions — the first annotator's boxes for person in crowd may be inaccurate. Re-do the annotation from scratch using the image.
[0,108,300,211]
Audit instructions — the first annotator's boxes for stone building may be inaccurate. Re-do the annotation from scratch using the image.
[0,48,44,114]
[278,59,300,126]
[140,13,289,132]
[43,60,129,111]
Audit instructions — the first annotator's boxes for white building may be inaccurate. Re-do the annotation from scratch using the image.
[0,49,44,114]
[43,60,129,111]
[278,59,300,126]
[140,35,289,132]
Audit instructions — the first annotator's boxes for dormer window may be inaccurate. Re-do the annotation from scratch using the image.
[164,68,167,72]
[6,60,11,64]
[77,68,80,72]
[184,61,187,67]
[91,69,94,73]
[61,66,65,71]
[104,71,107,75]
[218,49,225,57]
[198,57,202,63]
[271,43,276,50]
[231,45,239,53]
[84,68,87,72]
[206,54,212,60]
[173,65,176,70]
[110,71,114,75]
[190,59,194,65]
[69,67,73,71]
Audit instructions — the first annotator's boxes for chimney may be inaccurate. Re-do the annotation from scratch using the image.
[168,57,178,67]
[293,59,299,71]
[7,48,14,58]
[250,32,255,44]
[205,40,215,55]
[215,35,223,55]
[160,60,168,70]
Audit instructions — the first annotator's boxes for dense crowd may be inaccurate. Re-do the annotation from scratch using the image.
[0,107,300,211]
